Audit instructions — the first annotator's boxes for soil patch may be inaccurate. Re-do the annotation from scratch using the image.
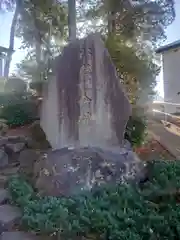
[6,125,30,137]
[135,138,176,161]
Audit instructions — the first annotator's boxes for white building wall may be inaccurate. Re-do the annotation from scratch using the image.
[0,58,2,77]
[162,47,180,113]
[0,55,6,77]
[151,102,180,115]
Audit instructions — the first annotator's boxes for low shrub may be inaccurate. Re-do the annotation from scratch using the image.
[8,160,180,240]
[125,114,147,147]
[0,94,38,127]
[4,77,27,94]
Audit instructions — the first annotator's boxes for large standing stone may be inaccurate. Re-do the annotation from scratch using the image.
[40,33,131,149]
[34,147,145,197]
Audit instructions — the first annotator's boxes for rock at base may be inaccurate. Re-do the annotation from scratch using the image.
[0,138,8,148]
[18,149,39,179]
[0,122,8,137]
[28,121,51,150]
[0,150,8,169]
[0,205,21,232]
[3,136,27,164]
[0,176,8,188]
[34,146,145,197]
[5,143,25,153]
[1,167,19,177]
[0,189,9,204]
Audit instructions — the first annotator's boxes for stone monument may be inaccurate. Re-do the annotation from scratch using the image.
[36,33,146,197]
[40,33,131,149]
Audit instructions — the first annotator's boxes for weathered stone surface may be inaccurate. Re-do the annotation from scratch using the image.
[1,167,19,176]
[5,142,25,153]
[122,139,132,151]
[0,122,8,137]
[26,138,33,148]
[0,205,21,232]
[0,175,8,188]
[18,149,39,179]
[28,121,51,150]
[0,189,9,204]
[0,134,28,163]
[25,137,33,148]
[0,138,8,147]
[41,33,131,149]
[0,232,54,240]
[0,150,8,169]
[8,162,20,168]
[34,147,145,197]
[6,136,26,143]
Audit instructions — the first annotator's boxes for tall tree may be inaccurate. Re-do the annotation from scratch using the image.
[16,0,67,82]
[68,0,76,41]
[78,0,175,104]
[0,0,21,78]
[3,0,20,77]
[1,0,67,79]
[13,0,174,105]
[105,35,160,104]
[80,0,175,43]
[0,0,15,11]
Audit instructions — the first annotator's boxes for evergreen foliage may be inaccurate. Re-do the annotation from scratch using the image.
[0,94,38,127]
[8,160,180,240]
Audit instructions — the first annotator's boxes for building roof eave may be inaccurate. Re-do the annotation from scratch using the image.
[156,40,180,54]
[0,46,15,54]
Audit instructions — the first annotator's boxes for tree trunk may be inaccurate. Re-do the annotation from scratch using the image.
[108,11,116,35]
[4,1,19,78]
[31,8,43,82]
[68,0,76,42]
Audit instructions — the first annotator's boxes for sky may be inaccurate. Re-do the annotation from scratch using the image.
[0,1,180,98]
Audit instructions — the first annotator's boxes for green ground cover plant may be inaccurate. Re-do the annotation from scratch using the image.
[8,160,180,240]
